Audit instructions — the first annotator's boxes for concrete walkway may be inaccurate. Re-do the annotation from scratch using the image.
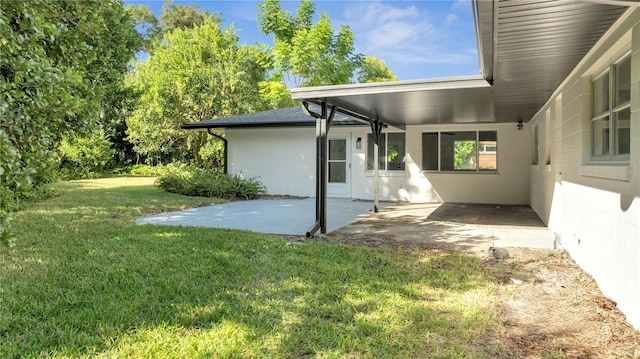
[136,197,385,235]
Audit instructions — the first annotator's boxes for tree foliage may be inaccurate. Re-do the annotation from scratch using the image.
[0,0,141,244]
[258,0,362,87]
[126,18,269,164]
[127,0,222,51]
[358,56,398,83]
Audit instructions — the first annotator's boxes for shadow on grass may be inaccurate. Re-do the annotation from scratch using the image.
[1,180,497,358]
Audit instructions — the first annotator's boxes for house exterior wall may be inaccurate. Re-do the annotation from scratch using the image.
[343,123,530,204]
[227,127,316,197]
[528,8,640,329]
[228,123,530,205]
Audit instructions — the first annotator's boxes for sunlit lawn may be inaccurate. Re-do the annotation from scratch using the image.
[0,177,500,358]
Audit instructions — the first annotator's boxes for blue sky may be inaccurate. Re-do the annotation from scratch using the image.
[127,0,480,81]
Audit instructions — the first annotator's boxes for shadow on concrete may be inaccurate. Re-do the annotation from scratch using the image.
[328,202,555,253]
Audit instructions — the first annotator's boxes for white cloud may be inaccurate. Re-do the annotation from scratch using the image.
[451,0,471,11]
[360,2,419,23]
[445,13,458,25]
[344,1,476,69]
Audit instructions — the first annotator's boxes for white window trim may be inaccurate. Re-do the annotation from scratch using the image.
[589,51,631,163]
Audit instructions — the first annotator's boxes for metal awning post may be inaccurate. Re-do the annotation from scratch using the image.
[305,101,336,237]
[319,102,328,233]
[370,117,383,212]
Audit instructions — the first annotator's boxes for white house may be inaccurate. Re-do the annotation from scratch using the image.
[184,1,640,330]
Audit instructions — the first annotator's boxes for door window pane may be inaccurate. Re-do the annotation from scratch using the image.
[592,116,610,157]
[422,132,438,170]
[387,133,405,170]
[329,139,346,161]
[329,163,346,183]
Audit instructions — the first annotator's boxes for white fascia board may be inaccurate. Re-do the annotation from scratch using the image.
[289,76,491,100]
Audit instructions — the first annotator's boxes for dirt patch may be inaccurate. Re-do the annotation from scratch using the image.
[320,203,640,358]
[485,248,640,358]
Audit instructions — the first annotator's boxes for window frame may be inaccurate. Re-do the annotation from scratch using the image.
[366,132,406,172]
[421,130,498,173]
[590,52,631,162]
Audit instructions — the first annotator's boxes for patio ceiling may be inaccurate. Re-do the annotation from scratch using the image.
[290,0,629,126]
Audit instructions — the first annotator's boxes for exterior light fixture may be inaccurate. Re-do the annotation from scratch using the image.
[517,119,524,130]
[356,137,362,149]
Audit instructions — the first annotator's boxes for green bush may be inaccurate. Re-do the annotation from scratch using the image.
[115,164,170,177]
[57,132,115,180]
[155,166,264,200]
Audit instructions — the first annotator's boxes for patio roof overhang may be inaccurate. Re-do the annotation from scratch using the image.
[290,0,629,128]
[290,76,494,130]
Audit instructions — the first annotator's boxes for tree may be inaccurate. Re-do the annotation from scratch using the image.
[258,0,362,87]
[126,18,269,164]
[127,0,221,51]
[358,56,398,83]
[1,0,141,244]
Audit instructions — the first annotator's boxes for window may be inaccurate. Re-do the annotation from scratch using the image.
[366,133,405,171]
[421,131,497,172]
[591,54,630,161]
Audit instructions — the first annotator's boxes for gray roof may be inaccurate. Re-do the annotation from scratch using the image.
[181,106,366,130]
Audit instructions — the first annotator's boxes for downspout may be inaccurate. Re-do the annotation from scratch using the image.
[207,129,228,174]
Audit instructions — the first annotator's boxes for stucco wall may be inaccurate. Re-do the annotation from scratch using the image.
[320,123,531,204]
[528,8,640,329]
[227,127,316,197]
[228,121,531,205]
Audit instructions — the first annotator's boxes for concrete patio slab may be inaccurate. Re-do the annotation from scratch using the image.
[329,202,557,253]
[136,197,386,235]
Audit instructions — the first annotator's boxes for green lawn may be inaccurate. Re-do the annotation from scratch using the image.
[0,177,500,358]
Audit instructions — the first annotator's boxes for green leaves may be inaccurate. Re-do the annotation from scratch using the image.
[1,0,141,244]
[358,56,398,83]
[126,18,269,164]
[257,0,393,88]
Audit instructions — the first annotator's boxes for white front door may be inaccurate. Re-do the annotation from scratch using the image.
[327,136,351,198]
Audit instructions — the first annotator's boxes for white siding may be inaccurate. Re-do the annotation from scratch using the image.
[529,8,640,329]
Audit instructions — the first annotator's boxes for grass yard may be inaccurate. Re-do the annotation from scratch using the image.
[0,177,500,358]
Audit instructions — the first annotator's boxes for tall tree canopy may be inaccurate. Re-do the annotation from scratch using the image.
[126,18,269,164]
[128,0,222,51]
[258,0,363,87]
[358,56,399,83]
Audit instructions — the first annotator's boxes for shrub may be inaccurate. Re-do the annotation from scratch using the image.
[116,164,171,177]
[57,132,115,180]
[155,166,265,200]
